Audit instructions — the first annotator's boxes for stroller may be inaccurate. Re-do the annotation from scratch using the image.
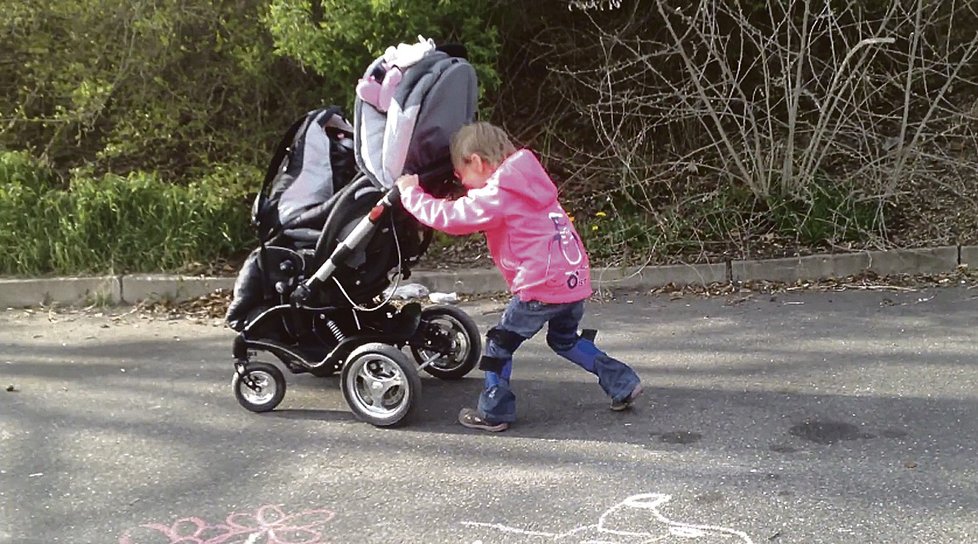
[225,38,482,427]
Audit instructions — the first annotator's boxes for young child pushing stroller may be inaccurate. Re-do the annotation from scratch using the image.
[395,122,643,432]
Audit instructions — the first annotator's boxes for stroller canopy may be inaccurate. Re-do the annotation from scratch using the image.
[252,107,357,243]
[354,36,479,189]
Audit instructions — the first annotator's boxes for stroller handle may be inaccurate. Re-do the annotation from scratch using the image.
[290,185,401,306]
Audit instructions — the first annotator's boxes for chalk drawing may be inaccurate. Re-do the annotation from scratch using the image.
[119,504,335,544]
[462,493,754,543]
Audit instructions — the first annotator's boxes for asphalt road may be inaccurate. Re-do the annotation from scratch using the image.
[1,286,977,543]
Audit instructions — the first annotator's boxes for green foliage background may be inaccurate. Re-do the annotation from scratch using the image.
[1,0,976,276]
[0,0,502,275]
[0,151,256,275]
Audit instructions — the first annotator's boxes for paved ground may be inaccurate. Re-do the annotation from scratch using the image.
[1,286,977,543]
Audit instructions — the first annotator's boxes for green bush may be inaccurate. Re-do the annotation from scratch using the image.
[1,0,327,182]
[263,0,501,107]
[767,180,881,246]
[2,0,500,183]
[575,205,656,266]
[0,165,255,276]
[0,150,57,191]
[566,177,884,267]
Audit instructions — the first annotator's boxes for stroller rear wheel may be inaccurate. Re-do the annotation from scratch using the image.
[233,362,286,413]
[341,343,421,427]
[411,305,481,380]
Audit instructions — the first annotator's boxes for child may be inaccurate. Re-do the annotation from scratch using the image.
[395,122,642,432]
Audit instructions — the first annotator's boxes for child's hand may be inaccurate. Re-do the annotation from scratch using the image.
[396,174,420,192]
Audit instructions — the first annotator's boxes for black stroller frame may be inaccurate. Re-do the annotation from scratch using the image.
[230,178,482,427]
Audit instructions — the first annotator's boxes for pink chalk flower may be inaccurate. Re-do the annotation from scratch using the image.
[221,504,335,543]
[119,516,232,544]
[120,505,335,544]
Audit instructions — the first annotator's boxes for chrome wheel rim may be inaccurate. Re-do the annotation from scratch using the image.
[347,353,408,417]
[240,370,276,406]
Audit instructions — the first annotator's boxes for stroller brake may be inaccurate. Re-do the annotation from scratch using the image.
[416,352,442,372]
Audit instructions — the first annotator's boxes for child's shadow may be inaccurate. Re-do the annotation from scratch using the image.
[273,372,713,450]
[410,376,661,446]
[267,408,354,422]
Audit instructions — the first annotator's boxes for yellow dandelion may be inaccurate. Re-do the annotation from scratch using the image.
[595,211,607,218]
[591,225,599,231]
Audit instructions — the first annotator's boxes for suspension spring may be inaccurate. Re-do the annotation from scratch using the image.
[325,319,346,343]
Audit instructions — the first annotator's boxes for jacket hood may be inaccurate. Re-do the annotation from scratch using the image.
[489,149,557,209]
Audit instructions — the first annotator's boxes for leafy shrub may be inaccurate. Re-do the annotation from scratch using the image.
[767,181,882,246]
[263,0,501,107]
[0,150,57,191]
[0,167,255,276]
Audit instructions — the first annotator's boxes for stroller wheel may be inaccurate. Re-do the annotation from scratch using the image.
[341,343,421,427]
[232,362,286,413]
[411,305,481,380]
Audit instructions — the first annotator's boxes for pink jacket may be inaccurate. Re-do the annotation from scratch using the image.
[400,149,592,303]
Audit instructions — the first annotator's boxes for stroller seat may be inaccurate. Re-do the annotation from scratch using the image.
[227,173,418,331]
[277,180,358,250]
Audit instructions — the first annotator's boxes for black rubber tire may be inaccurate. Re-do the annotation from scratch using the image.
[232,362,286,413]
[340,343,422,427]
[410,305,482,380]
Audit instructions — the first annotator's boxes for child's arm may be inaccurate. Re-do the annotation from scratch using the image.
[397,175,504,236]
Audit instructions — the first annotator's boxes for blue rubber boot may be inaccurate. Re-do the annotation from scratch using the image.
[554,338,640,403]
[478,361,516,424]
[477,333,519,424]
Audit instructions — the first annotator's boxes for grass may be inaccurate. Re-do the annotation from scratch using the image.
[0,151,257,276]
[567,176,885,267]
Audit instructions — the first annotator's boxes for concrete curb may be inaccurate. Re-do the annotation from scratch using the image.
[406,270,507,295]
[730,246,961,284]
[732,253,870,283]
[0,276,121,308]
[2,246,975,309]
[121,275,235,305]
[592,262,728,290]
[866,246,959,276]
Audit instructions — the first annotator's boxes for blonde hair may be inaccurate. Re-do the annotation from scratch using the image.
[450,122,517,168]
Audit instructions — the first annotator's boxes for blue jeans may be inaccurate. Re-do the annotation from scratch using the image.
[477,296,641,423]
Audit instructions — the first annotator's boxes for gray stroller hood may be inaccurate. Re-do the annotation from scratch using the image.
[354,39,478,190]
[252,107,357,243]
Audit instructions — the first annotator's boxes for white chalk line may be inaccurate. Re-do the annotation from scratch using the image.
[462,492,754,543]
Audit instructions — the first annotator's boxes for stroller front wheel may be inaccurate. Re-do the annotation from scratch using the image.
[341,343,421,427]
[233,362,286,413]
